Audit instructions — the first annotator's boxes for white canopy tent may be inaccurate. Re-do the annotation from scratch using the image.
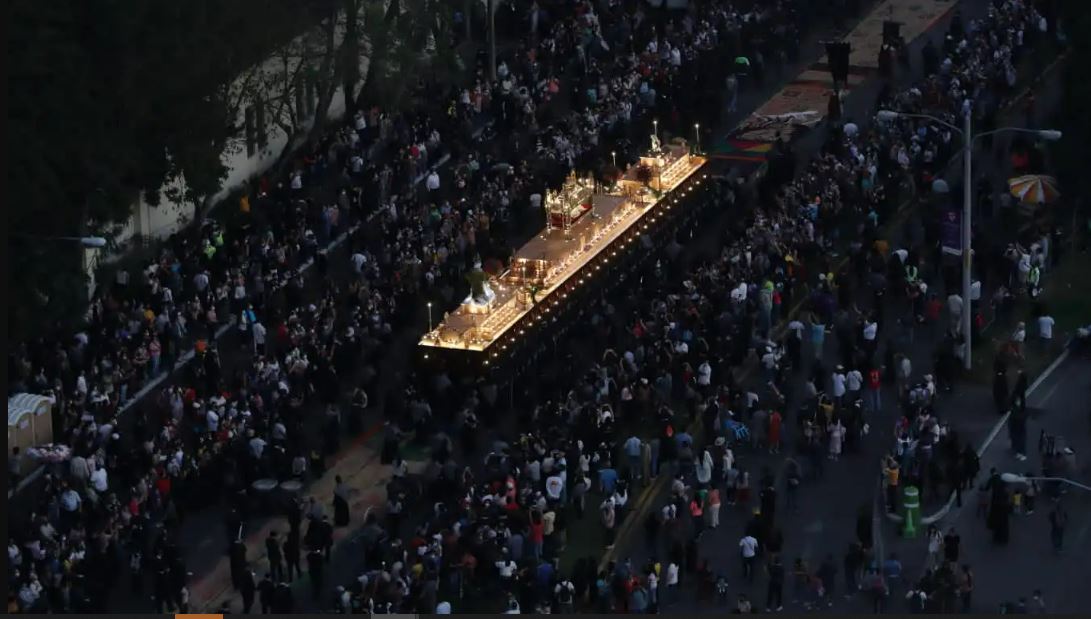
[8,393,55,462]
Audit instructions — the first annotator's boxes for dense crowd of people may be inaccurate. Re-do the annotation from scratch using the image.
[6,0,1067,614]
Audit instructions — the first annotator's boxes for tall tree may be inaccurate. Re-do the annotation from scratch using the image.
[8,0,315,340]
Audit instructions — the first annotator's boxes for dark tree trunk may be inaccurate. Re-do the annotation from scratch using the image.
[307,10,340,146]
[340,0,361,116]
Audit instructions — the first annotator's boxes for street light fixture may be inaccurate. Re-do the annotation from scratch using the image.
[876,109,1062,370]
[13,235,107,248]
[1001,472,1091,493]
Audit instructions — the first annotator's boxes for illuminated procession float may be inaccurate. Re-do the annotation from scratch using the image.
[420,131,709,368]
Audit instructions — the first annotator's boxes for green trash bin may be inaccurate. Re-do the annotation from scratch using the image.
[902,485,920,539]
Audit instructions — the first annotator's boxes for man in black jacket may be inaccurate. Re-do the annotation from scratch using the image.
[240,568,257,613]
[258,573,275,614]
[307,549,325,600]
[265,532,284,582]
[229,540,247,590]
[284,529,302,581]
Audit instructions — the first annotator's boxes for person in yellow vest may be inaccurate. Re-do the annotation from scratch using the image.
[883,455,900,512]
[239,193,251,215]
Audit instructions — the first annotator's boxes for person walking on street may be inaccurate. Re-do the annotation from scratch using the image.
[943,528,961,564]
[863,568,887,613]
[740,534,759,583]
[240,568,257,614]
[865,366,882,414]
[785,459,801,512]
[307,549,325,600]
[816,554,837,608]
[258,573,275,614]
[958,564,974,612]
[926,525,944,570]
[993,364,1009,415]
[844,542,864,596]
[766,555,785,612]
[265,532,283,583]
[1049,505,1067,552]
[284,529,301,581]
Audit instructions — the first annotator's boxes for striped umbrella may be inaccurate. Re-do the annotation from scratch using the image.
[1008,175,1061,204]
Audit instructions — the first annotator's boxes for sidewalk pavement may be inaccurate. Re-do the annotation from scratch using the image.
[885,353,1091,613]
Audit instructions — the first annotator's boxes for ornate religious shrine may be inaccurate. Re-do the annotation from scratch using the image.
[420,133,708,362]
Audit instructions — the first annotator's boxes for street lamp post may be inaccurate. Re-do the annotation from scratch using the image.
[427,302,434,332]
[611,151,617,168]
[1001,473,1091,493]
[694,123,701,154]
[876,110,1062,370]
[487,0,498,82]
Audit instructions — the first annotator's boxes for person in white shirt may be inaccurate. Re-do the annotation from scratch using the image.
[739,534,759,582]
[845,367,862,402]
[60,487,81,513]
[697,360,712,387]
[862,319,878,343]
[665,561,680,603]
[831,368,847,404]
[249,434,266,459]
[1011,321,1027,358]
[947,293,964,334]
[426,170,441,192]
[252,321,267,355]
[90,467,108,494]
[206,408,220,433]
[351,252,368,273]
[787,319,805,340]
[1037,313,1055,341]
[496,553,517,580]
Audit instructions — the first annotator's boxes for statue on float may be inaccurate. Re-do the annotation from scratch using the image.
[463,257,496,311]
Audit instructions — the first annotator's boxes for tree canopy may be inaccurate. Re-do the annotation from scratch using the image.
[8,0,318,339]
[7,0,462,342]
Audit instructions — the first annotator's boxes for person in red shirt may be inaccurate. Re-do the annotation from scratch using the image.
[865,367,882,414]
[155,469,171,500]
[528,510,545,560]
[925,294,943,324]
[768,410,783,454]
